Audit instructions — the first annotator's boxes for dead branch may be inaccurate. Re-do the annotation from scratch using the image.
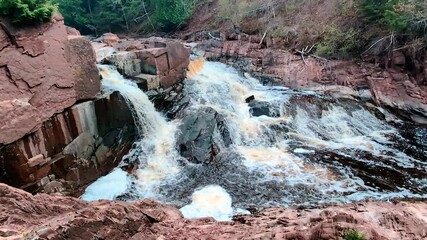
[208,32,221,41]
[294,44,322,65]
[259,31,267,45]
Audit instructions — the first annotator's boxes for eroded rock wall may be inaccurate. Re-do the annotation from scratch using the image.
[0,15,99,145]
[0,92,135,194]
[0,16,136,194]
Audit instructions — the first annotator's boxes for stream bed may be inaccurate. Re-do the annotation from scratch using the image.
[82,61,427,220]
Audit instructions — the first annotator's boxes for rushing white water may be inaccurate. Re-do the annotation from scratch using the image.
[81,168,130,201]
[83,65,181,201]
[84,60,427,218]
[183,61,427,204]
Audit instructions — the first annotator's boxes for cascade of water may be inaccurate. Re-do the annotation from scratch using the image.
[82,65,181,201]
[179,61,427,205]
[84,60,427,217]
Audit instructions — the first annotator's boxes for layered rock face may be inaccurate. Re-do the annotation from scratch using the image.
[0,18,136,194]
[0,92,135,194]
[195,33,427,124]
[94,34,191,90]
[0,15,100,145]
[1,183,426,240]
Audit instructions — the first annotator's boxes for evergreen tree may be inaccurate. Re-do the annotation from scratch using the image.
[0,0,57,25]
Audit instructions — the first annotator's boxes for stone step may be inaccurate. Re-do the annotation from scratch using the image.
[132,73,160,91]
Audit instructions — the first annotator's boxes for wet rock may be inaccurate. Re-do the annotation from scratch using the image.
[369,77,427,124]
[63,132,95,160]
[177,107,232,164]
[245,95,255,103]
[249,100,280,117]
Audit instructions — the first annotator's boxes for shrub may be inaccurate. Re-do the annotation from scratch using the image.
[147,0,198,31]
[315,25,363,57]
[343,230,366,240]
[0,0,57,25]
[362,0,426,33]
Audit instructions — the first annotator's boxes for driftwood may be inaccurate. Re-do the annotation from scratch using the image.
[259,31,267,46]
[294,45,327,65]
[208,32,221,41]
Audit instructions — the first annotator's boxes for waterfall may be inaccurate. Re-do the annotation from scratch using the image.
[83,60,427,218]
[82,65,181,201]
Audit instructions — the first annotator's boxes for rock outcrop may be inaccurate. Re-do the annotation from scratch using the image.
[93,35,191,90]
[176,107,232,164]
[0,17,136,195]
[0,15,100,145]
[1,183,426,240]
[194,33,427,124]
[0,92,136,194]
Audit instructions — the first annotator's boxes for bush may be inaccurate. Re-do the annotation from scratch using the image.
[343,231,366,240]
[362,0,426,34]
[315,25,363,57]
[148,0,198,31]
[0,0,57,25]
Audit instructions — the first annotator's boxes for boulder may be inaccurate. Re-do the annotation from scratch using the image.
[177,107,232,164]
[369,77,427,124]
[102,36,191,88]
[249,100,280,117]
[0,15,100,145]
[105,51,142,77]
[95,33,120,46]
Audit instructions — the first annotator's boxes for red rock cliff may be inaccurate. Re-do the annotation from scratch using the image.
[0,15,100,145]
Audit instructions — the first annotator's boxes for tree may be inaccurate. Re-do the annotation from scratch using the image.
[53,0,198,34]
[0,0,57,25]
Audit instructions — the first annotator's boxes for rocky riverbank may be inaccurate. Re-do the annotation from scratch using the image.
[1,183,426,240]
[1,9,427,240]
[190,31,427,124]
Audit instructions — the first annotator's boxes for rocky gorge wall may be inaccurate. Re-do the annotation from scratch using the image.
[0,18,191,194]
[0,16,137,194]
[0,15,100,145]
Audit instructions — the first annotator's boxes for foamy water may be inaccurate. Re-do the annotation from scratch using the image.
[83,66,181,201]
[83,60,427,218]
[180,185,250,221]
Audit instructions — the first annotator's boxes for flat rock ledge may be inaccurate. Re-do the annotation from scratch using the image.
[0,183,426,240]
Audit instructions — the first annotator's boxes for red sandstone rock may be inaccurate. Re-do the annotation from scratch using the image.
[103,37,190,88]
[369,77,427,124]
[0,183,426,240]
[95,32,120,47]
[0,15,100,145]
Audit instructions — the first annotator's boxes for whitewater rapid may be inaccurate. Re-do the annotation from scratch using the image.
[83,61,427,220]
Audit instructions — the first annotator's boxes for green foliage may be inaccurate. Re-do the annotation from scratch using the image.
[315,25,363,57]
[0,0,57,25]
[343,230,366,240]
[361,0,426,34]
[53,0,198,34]
[147,0,198,31]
